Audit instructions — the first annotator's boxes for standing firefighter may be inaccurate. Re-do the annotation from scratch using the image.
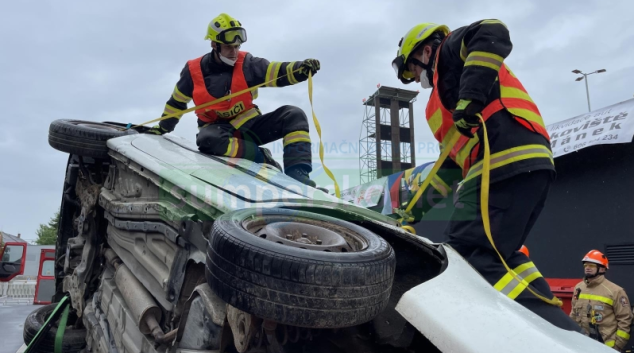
[391,20,580,331]
[151,13,322,187]
[571,250,632,351]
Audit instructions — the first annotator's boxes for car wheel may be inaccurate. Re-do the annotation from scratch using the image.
[206,208,396,328]
[48,119,138,159]
[23,303,87,353]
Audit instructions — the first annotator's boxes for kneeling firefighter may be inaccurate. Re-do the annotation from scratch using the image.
[151,13,323,188]
[391,19,581,331]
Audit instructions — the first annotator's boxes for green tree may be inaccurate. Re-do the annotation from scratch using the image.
[35,210,60,245]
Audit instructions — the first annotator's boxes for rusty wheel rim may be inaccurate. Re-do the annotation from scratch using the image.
[242,215,368,253]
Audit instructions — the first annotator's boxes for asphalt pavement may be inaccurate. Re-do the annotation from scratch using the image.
[0,300,37,353]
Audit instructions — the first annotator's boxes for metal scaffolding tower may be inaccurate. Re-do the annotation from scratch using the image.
[359,86,419,184]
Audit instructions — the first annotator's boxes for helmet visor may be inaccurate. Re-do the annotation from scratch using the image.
[218,27,247,44]
[392,55,415,84]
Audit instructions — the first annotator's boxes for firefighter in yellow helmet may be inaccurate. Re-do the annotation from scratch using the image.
[150,13,323,188]
[570,250,632,351]
[391,21,581,332]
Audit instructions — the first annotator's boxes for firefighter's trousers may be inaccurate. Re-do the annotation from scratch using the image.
[444,170,582,332]
[196,105,312,171]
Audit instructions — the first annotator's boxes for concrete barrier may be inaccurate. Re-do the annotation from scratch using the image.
[1,280,36,305]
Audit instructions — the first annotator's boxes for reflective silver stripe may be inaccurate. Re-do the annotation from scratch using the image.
[265,62,282,87]
[465,55,503,68]
[229,108,260,129]
[494,262,544,300]
[498,266,540,297]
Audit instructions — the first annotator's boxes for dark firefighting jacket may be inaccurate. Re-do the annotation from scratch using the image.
[410,19,555,219]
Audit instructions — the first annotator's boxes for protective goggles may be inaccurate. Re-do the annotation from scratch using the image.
[217,27,247,45]
[391,55,415,84]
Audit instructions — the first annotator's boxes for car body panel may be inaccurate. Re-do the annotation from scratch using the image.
[107,134,402,225]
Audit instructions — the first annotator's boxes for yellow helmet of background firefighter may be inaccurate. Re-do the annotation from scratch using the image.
[204,13,247,45]
[392,23,449,84]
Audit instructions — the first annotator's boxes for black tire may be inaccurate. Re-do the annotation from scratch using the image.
[206,208,396,328]
[23,303,86,353]
[48,119,138,158]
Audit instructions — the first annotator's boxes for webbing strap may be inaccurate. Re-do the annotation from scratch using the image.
[478,114,562,307]
[55,304,70,353]
[127,68,302,129]
[398,128,461,223]
[307,71,340,197]
[125,67,340,197]
[394,116,561,307]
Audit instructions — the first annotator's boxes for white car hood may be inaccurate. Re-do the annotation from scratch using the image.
[396,245,613,353]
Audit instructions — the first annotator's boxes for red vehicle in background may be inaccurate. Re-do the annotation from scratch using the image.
[0,240,27,283]
[33,248,56,304]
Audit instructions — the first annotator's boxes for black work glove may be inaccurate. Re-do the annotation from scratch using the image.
[299,59,320,76]
[147,124,169,135]
[452,99,485,138]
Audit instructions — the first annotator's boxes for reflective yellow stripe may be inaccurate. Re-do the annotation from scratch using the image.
[283,131,311,147]
[172,86,192,103]
[229,108,260,130]
[430,175,450,197]
[465,51,503,71]
[500,85,536,104]
[605,340,615,347]
[251,88,259,100]
[265,62,282,87]
[286,61,298,85]
[455,135,480,169]
[507,271,543,299]
[578,293,614,306]
[163,104,183,118]
[460,39,467,61]
[428,109,443,135]
[464,145,553,184]
[506,108,546,127]
[493,262,543,300]
[617,330,631,340]
[480,19,508,29]
[494,262,537,290]
[465,60,501,71]
[224,138,239,157]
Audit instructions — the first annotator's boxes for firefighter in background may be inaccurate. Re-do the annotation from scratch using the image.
[150,13,322,188]
[570,250,632,351]
[391,20,581,331]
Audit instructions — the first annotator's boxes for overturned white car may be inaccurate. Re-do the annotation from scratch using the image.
[23,119,611,353]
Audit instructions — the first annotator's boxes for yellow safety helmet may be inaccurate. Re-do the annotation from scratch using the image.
[204,13,247,45]
[392,23,449,84]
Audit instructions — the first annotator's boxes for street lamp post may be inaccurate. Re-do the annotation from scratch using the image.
[572,69,606,112]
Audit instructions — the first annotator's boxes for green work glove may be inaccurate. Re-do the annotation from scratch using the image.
[452,99,484,138]
[299,59,320,76]
[147,124,169,135]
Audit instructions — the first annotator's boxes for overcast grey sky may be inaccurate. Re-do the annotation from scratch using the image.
[1,0,633,242]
